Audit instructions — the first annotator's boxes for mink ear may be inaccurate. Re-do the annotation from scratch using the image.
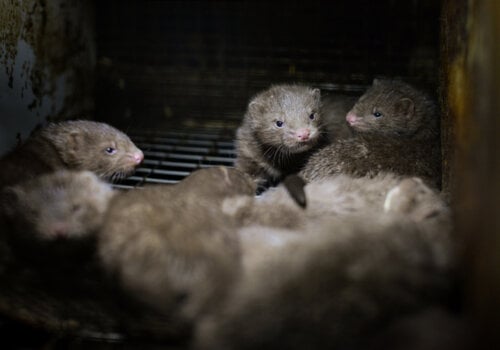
[248,99,265,116]
[311,88,321,102]
[67,131,83,155]
[396,97,415,119]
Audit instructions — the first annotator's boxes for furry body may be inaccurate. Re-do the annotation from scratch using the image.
[301,80,441,187]
[195,176,454,350]
[235,84,325,189]
[98,167,255,320]
[0,170,114,265]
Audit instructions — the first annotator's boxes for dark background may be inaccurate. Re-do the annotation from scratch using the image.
[94,0,441,130]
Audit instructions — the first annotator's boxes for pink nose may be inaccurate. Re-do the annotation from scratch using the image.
[133,151,144,164]
[346,112,359,125]
[51,223,69,239]
[296,129,310,142]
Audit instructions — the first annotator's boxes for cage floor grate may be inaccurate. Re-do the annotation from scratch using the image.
[113,127,237,189]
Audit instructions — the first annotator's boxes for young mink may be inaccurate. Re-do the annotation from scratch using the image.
[222,172,448,247]
[235,84,325,191]
[0,166,254,336]
[0,170,114,266]
[0,120,144,188]
[300,79,441,188]
[194,176,455,350]
[98,166,256,322]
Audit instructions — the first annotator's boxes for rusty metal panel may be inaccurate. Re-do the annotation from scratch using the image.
[442,0,500,345]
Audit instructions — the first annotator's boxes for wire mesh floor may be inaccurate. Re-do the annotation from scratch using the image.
[113,127,237,189]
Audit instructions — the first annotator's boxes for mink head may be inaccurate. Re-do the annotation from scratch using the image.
[43,120,144,182]
[246,85,323,152]
[345,79,438,139]
[1,170,114,241]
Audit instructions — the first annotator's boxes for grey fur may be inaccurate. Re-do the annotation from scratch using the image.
[235,84,325,188]
[224,172,421,230]
[0,170,114,265]
[1,170,113,242]
[300,80,441,187]
[195,176,454,350]
[98,167,255,321]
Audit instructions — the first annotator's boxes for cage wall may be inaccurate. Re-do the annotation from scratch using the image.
[94,0,441,130]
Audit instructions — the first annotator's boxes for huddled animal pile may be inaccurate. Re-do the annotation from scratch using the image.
[0,80,460,348]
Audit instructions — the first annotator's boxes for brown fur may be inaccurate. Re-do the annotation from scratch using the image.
[223,172,452,279]
[98,166,255,321]
[223,172,418,231]
[194,177,454,350]
[346,79,438,140]
[0,170,114,264]
[300,80,441,187]
[0,120,143,187]
[235,84,326,189]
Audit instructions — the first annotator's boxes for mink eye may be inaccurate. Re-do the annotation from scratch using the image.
[105,147,117,155]
[373,111,383,118]
[275,120,284,128]
[309,113,315,120]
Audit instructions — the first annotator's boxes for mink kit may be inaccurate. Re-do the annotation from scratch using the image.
[1,1,493,349]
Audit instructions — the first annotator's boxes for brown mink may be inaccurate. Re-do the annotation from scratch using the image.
[235,84,326,191]
[222,172,446,237]
[0,166,253,322]
[98,166,255,321]
[194,176,455,350]
[0,170,114,265]
[0,120,144,188]
[300,79,441,188]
